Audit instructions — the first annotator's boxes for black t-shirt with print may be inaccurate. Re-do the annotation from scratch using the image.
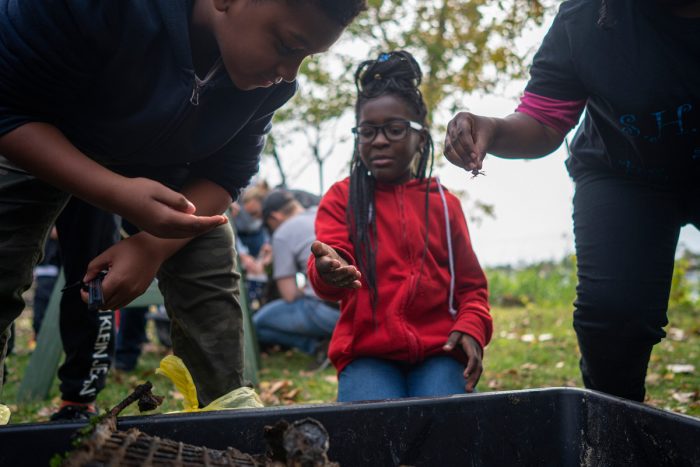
[525,0,700,185]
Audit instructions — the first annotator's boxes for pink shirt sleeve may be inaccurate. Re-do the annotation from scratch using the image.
[516,91,586,135]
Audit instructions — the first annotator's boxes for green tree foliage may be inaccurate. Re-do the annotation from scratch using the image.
[351,0,550,115]
[486,255,577,308]
[670,248,700,312]
[487,249,700,312]
[266,0,553,190]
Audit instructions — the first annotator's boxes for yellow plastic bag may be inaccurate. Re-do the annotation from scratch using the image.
[0,404,10,425]
[156,355,263,412]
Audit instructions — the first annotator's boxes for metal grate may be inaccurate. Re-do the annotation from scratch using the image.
[60,382,337,467]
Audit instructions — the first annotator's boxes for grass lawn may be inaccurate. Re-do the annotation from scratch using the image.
[2,304,699,424]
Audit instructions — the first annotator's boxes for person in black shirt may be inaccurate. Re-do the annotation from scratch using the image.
[0,0,366,416]
[444,0,699,402]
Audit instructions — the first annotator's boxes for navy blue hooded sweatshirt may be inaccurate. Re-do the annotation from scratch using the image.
[0,0,297,198]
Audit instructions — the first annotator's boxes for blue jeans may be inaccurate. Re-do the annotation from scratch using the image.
[337,356,468,402]
[253,297,339,355]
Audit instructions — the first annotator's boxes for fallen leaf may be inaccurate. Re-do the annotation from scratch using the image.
[36,406,55,418]
[645,373,661,384]
[671,392,696,404]
[259,379,300,405]
[520,363,538,371]
[666,364,695,374]
[487,379,501,389]
[268,379,290,395]
[555,361,565,369]
[260,393,280,405]
[667,327,686,342]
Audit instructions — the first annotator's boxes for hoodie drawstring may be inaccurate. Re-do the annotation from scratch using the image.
[435,177,457,319]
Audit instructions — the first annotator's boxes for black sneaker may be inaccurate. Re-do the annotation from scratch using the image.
[50,403,99,421]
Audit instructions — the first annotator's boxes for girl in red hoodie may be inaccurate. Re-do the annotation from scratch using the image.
[308,51,492,402]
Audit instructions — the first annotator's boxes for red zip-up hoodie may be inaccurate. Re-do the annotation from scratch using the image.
[307,177,492,373]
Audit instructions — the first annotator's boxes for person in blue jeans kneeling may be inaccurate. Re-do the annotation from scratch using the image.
[253,190,339,358]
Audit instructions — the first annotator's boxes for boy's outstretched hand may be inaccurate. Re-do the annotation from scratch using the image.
[311,240,362,289]
[116,177,228,239]
[443,331,483,393]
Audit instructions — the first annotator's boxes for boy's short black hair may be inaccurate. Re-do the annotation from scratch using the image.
[290,0,367,26]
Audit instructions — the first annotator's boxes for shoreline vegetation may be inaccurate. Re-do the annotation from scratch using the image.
[3,252,699,423]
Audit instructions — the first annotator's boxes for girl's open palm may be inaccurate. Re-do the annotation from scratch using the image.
[311,240,362,289]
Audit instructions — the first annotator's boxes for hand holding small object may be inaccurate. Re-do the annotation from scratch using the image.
[443,112,498,174]
[62,270,107,311]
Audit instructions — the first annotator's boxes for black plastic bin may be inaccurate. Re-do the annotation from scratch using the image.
[1,387,699,466]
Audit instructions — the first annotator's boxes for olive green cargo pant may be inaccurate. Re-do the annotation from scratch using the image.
[0,163,243,406]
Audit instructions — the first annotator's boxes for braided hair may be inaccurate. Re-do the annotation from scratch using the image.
[347,50,435,312]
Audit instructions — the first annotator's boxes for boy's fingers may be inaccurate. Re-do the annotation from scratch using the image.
[153,188,196,214]
[79,289,89,305]
[83,256,110,283]
[168,214,228,237]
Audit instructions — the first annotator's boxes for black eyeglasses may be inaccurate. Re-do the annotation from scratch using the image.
[352,120,423,144]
